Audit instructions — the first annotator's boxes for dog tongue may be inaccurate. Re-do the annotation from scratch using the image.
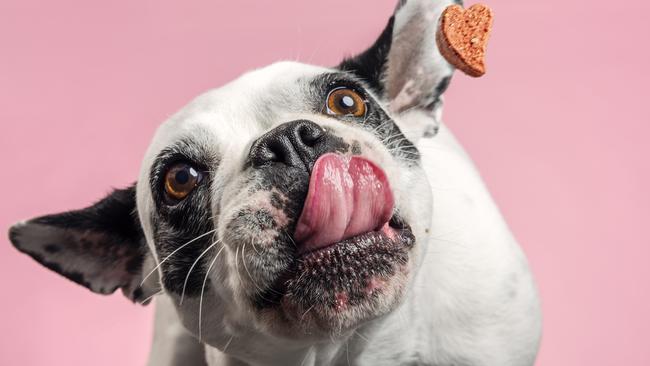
[294,153,394,254]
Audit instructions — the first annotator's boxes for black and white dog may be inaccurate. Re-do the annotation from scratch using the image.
[9,0,541,365]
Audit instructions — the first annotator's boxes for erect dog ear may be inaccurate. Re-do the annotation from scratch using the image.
[8,185,159,304]
[339,0,458,140]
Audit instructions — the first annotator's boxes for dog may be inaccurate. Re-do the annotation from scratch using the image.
[8,0,542,365]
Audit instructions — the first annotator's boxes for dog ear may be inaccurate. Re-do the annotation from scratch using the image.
[8,185,159,304]
[339,0,458,140]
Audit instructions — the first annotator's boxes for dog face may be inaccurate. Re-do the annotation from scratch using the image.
[138,62,436,343]
[10,0,455,353]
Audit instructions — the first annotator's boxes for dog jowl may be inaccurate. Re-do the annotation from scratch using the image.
[9,1,542,365]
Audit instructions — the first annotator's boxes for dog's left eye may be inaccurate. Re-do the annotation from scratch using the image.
[163,163,203,202]
[325,87,367,117]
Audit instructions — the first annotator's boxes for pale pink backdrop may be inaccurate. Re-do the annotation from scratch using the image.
[1,0,648,365]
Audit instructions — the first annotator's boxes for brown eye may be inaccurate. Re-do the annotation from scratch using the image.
[326,87,366,117]
[164,163,202,201]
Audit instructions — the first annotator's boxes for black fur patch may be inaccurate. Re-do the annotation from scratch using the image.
[44,244,60,253]
[422,75,453,118]
[149,139,217,296]
[338,16,394,95]
[9,185,147,296]
[153,219,215,296]
[31,185,144,241]
[435,75,452,96]
[351,141,362,155]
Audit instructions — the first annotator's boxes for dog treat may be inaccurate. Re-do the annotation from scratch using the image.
[436,3,493,77]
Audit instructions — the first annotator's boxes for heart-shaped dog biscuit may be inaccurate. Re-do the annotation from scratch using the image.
[436,4,493,77]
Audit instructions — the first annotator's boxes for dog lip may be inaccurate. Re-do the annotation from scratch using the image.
[295,214,402,258]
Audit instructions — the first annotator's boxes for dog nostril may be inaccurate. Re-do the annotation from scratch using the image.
[251,143,278,165]
[297,123,325,147]
[268,140,288,163]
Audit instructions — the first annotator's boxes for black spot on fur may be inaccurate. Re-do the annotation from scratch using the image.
[270,191,285,209]
[254,210,277,230]
[44,244,60,253]
[351,141,362,155]
[65,271,89,289]
[132,287,143,301]
[435,76,452,97]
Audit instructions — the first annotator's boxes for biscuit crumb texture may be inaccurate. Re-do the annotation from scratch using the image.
[436,4,493,77]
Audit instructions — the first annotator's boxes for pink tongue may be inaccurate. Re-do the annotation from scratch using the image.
[294,153,394,254]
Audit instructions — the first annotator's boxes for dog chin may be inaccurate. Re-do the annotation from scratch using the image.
[257,217,415,337]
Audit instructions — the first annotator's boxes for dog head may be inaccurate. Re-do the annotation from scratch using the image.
[9,0,456,355]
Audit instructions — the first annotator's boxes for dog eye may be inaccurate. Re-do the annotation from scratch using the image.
[325,87,366,117]
[164,163,202,201]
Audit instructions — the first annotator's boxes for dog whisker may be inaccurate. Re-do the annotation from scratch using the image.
[222,335,234,353]
[241,243,283,301]
[300,346,314,366]
[249,237,262,256]
[385,137,412,150]
[234,246,245,292]
[180,239,222,305]
[346,338,351,366]
[140,228,217,287]
[282,228,297,248]
[198,249,222,342]
[300,304,315,322]
[354,330,370,344]
[140,290,164,305]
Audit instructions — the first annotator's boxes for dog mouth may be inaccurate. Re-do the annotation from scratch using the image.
[253,154,414,323]
[256,214,414,315]
[288,214,414,303]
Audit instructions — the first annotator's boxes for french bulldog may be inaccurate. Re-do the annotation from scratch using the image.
[9,0,542,365]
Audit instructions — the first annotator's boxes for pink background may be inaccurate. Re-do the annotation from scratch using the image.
[1,0,648,365]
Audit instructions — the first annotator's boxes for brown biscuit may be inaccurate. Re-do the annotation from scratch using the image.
[436,4,493,77]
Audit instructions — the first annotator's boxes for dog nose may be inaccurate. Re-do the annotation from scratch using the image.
[249,120,327,168]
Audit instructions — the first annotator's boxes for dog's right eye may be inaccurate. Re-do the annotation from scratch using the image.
[163,162,203,202]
